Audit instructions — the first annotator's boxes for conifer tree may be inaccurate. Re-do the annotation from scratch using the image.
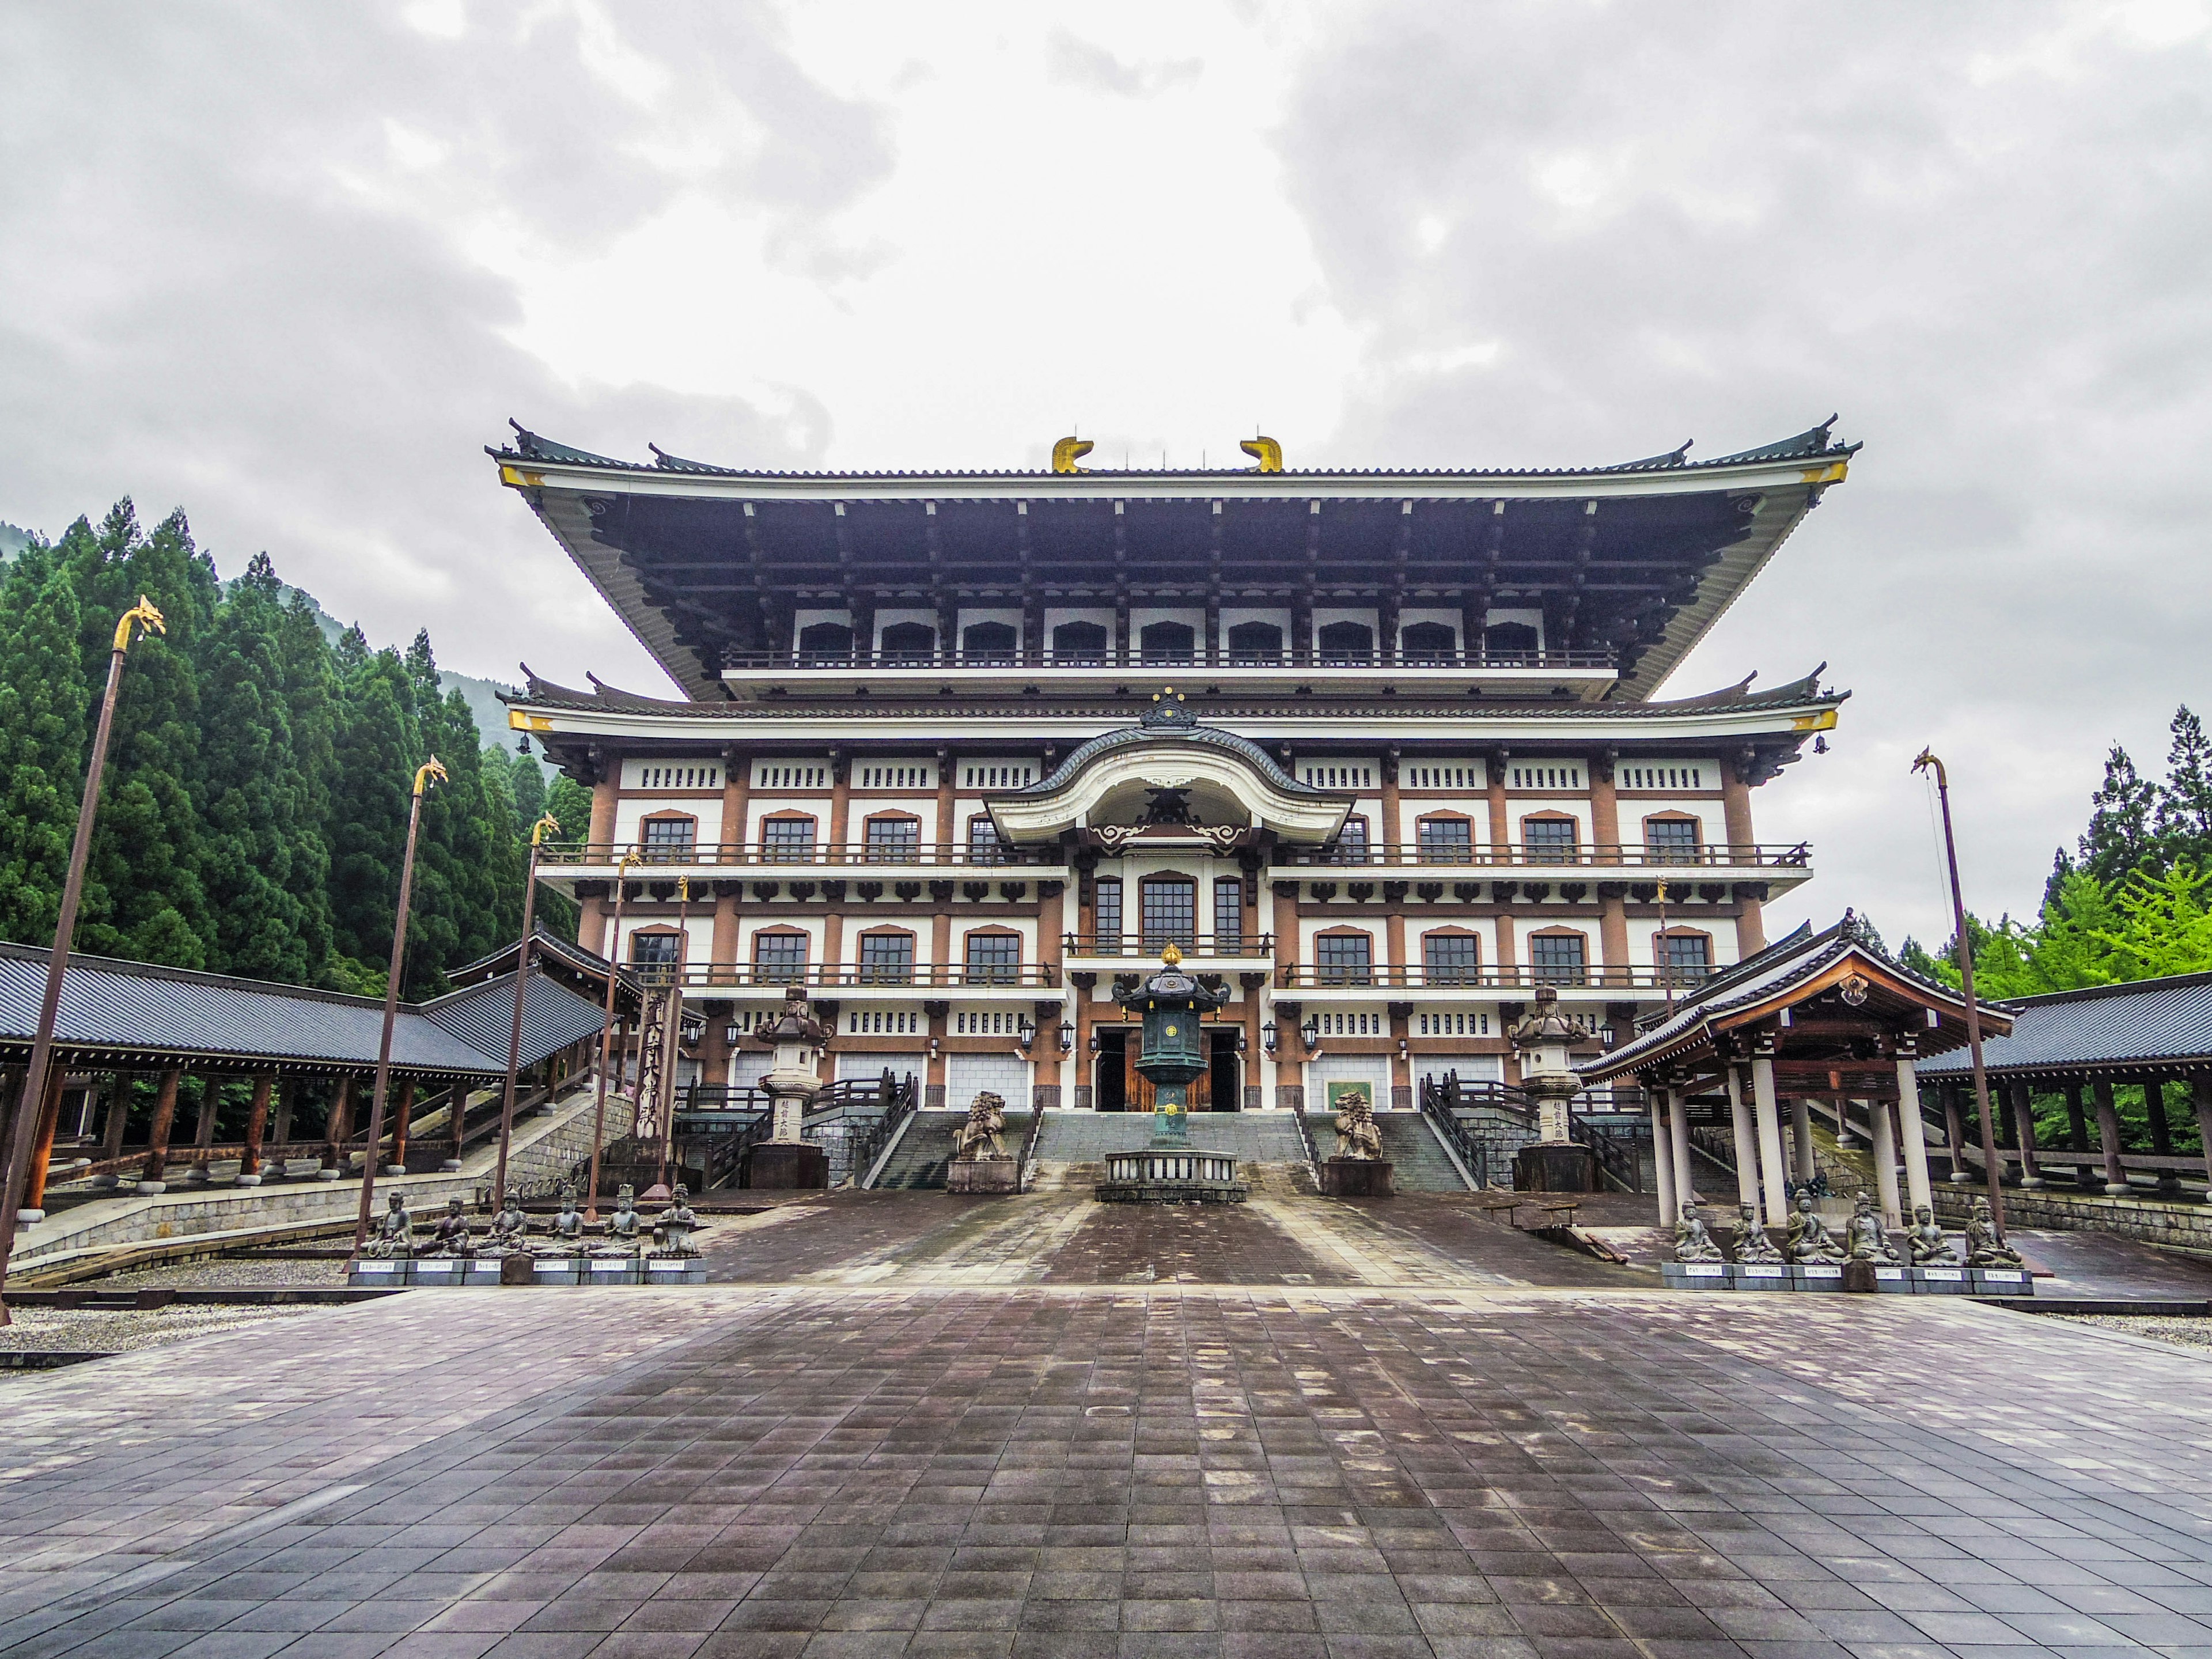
[0,541,88,944]
[2156,706,2212,872]
[276,592,339,974]
[328,642,418,982]
[2079,744,2159,886]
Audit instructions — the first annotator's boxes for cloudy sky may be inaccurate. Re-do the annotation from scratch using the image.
[4,1,2208,946]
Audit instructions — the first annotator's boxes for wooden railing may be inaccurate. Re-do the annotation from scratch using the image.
[1285,843,1810,869]
[657,962,1059,991]
[541,841,1062,869]
[1280,964,1695,991]
[722,646,1618,673]
[1063,934,1274,957]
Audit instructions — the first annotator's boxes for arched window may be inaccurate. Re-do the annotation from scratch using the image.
[1528,930,1587,987]
[961,621,1017,664]
[1416,814,1474,865]
[1139,620,1195,665]
[1422,928,1480,985]
[880,621,936,661]
[750,929,808,984]
[1520,815,1579,864]
[1643,814,1701,865]
[1226,620,1283,664]
[639,812,696,862]
[1051,620,1107,664]
[759,812,817,862]
[1657,930,1712,986]
[862,812,921,864]
[1399,621,1456,665]
[630,928,685,975]
[797,621,853,664]
[1485,620,1539,661]
[1317,620,1374,664]
[857,928,915,985]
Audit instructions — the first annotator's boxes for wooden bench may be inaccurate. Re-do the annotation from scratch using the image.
[1531,1198,1582,1229]
[1472,1193,1525,1227]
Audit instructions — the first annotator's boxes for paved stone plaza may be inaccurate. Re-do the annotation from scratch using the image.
[6,1194,2212,1658]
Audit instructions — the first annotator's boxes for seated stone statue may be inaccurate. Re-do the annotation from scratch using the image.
[423,1195,476,1258]
[1904,1202,1955,1266]
[953,1092,1007,1161]
[1731,1202,1783,1264]
[537,1185,587,1256]
[1673,1205,1723,1263]
[1965,1196,2025,1267]
[484,1189,531,1255]
[1845,1192,1901,1264]
[593,1184,644,1256]
[655,1183,699,1257]
[1333,1092,1383,1161]
[363,1191,414,1259]
[1785,1191,1846,1264]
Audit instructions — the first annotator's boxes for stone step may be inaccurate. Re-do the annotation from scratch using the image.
[1031,1111,1309,1166]
[870,1111,1033,1190]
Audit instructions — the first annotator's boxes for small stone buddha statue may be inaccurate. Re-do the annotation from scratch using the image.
[1731,1202,1783,1264]
[541,1185,587,1256]
[1965,1196,2025,1267]
[485,1189,531,1255]
[1845,1192,1900,1264]
[424,1195,476,1257]
[364,1191,414,1258]
[1673,1205,1724,1263]
[1905,1202,1955,1266]
[1785,1191,1846,1264]
[656,1184,699,1257]
[594,1185,643,1256]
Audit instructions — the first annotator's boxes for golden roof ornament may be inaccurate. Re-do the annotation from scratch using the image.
[1239,435,1283,472]
[1051,435,1093,474]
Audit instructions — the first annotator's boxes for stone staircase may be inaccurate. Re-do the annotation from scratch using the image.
[868,1111,1033,1190]
[1029,1112,1315,1193]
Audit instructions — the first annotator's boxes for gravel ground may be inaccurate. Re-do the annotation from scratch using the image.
[0,1302,316,1358]
[90,1257,351,1289]
[2051,1312,2212,1353]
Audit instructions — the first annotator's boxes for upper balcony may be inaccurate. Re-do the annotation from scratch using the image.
[717,645,1619,702]
[1282,842,1813,892]
[541,841,1069,882]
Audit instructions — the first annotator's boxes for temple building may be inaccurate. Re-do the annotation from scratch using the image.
[491,419,1853,1117]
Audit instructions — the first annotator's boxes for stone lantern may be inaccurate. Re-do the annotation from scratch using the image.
[1509,983,1597,1192]
[744,984,831,1189]
[1095,945,1246,1203]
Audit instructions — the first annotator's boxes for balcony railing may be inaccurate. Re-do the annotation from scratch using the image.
[1286,842,1810,869]
[650,963,1060,990]
[1063,934,1275,957]
[1279,964,1702,991]
[541,841,1062,869]
[725,646,1617,673]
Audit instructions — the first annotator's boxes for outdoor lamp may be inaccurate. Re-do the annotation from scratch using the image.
[1016,1017,1035,1052]
[1088,1029,1103,1054]
[1261,1021,1278,1055]
[1301,1015,1320,1049]
[725,1022,741,1045]
[1235,1030,1248,1054]
[1058,1025,1074,1056]
[516,734,532,755]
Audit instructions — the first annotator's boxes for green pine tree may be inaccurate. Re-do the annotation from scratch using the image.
[2080,743,2160,885]
[2156,707,2212,872]
[328,641,419,979]
[0,539,89,945]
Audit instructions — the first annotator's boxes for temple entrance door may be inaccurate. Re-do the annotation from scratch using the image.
[1118,1024,1209,1112]
[1094,1029,1128,1111]
[1207,1032,1240,1111]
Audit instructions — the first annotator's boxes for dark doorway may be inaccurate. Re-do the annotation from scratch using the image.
[1094,1028,1128,1111]
[1208,1031,1241,1111]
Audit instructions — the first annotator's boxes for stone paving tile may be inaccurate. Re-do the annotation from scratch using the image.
[13,1219,2212,1656]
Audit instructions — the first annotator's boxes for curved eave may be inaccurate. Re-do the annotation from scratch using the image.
[985,736,1353,846]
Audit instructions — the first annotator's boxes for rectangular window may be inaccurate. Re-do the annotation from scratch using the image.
[1646,819,1700,865]
[857,933,915,986]
[641,817,695,861]
[1522,818,1578,863]
[1141,878,1196,950]
[864,817,921,863]
[1661,934,1711,984]
[1417,817,1474,865]
[760,816,817,862]
[1325,815,1371,866]
[967,817,1006,867]
[964,933,1020,985]
[1316,933,1373,987]
[1529,934,1586,986]
[1422,933,1480,986]
[751,932,808,984]
[630,933,683,979]
[1093,878,1123,955]
[1213,880,1243,950]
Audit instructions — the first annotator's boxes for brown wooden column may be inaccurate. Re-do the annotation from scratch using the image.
[1943,1082,1971,1183]
[828,752,852,848]
[22,1070,67,1211]
[1037,880,1065,1106]
[192,1078,219,1149]
[719,745,749,859]
[388,1078,416,1173]
[583,765,621,955]
[103,1071,130,1161]
[450,1073,471,1164]
[2145,1078,2181,1192]
[141,1068,183,1188]
[2008,1078,2043,1187]
[242,1073,274,1176]
[2092,1076,2129,1195]
[271,1077,296,1150]
[1485,755,1511,853]
[1387,1002,1412,1110]
[2194,1073,2212,1198]
[323,1074,355,1173]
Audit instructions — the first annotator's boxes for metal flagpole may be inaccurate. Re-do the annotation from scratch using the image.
[351,758,446,1256]
[0,598,165,1325]
[585,850,641,1222]
[492,812,562,1205]
[1912,749,2007,1240]
[652,876,691,1194]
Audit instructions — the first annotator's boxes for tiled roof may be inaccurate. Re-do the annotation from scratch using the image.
[491,418,1859,483]
[422,969,615,1070]
[0,942,605,1077]
[1916,974,2212,1078]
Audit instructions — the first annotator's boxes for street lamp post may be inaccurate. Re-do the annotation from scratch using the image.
[584,851,641,1222]
[492,812,562,1205]
[0,598,165,1324]
[1912,748,2007,1241]
[650,876,692,1195]
[351,757,446,1256]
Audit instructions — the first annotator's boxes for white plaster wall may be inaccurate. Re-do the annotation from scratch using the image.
[615,799,724,846]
